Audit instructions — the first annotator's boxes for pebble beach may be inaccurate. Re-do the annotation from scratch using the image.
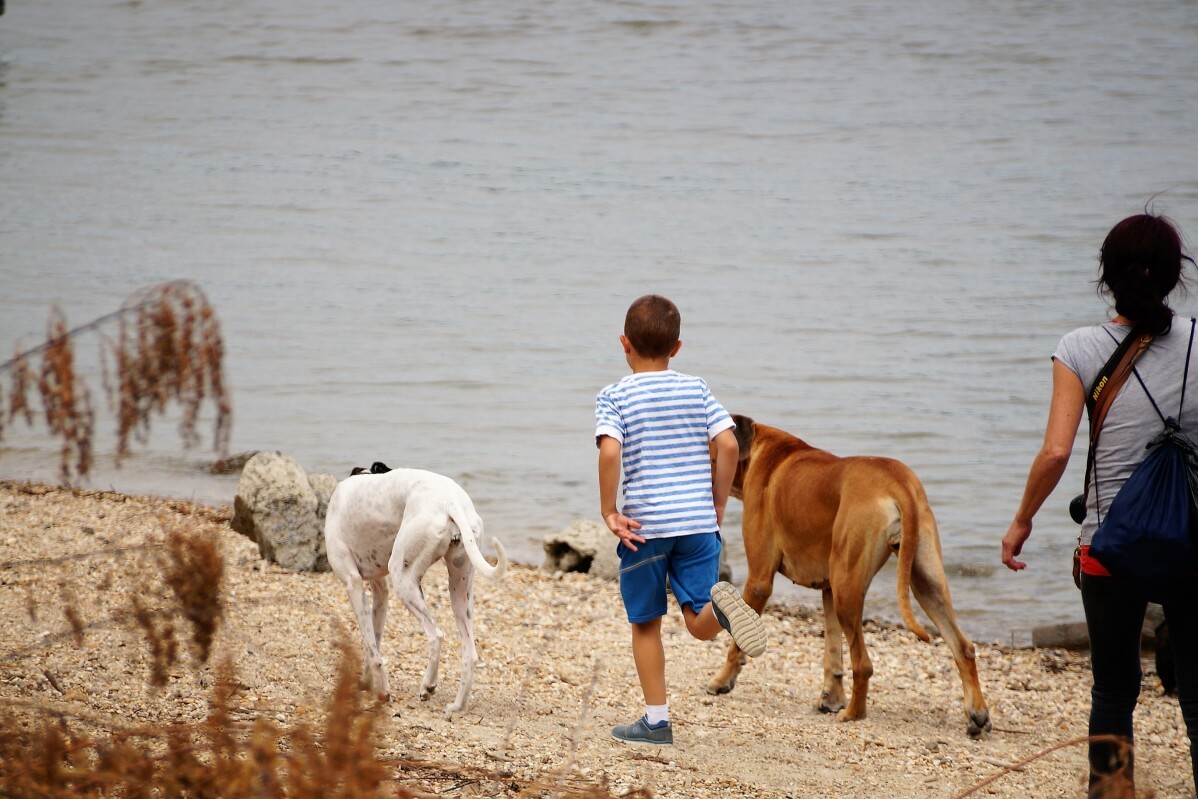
[0,480,1193,798]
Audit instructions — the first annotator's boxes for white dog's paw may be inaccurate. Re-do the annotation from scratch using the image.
[444,701,466,717]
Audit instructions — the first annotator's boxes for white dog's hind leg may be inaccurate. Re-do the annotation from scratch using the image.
[344,574,390,702]
[395,576,444,701]
[444,543,478,716]
[361,577,391,698]
[390,517,448,702]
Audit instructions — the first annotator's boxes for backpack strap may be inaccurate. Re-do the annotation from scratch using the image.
[1179,318,1196,425]
[1126,316,1196,425]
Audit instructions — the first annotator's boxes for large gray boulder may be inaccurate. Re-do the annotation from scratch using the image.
[542,519,732,583]
[230,451,336,572]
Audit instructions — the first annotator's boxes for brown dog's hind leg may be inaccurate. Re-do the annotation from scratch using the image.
[910,555,992,738]
[828,575,873,722]
[819,588,847,713]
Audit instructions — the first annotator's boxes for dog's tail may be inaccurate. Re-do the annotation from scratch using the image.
[450,505,508,581]
[894,487,931,643]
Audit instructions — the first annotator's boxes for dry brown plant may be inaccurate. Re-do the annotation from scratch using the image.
[950,733,1147,799]
[0,644,641,799]
[0,509,641,799]
[37,308,96,482]
[0,280,231,481]
[113,281,230,461]
[129,516,226,686]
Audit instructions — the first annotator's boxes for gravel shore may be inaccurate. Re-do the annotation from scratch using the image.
[0,480,1192,798]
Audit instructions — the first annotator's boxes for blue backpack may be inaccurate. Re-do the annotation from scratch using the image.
[1089,318,1198,585]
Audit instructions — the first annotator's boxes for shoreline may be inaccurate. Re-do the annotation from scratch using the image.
[0,480,1192,797]
[0,451,1068,648]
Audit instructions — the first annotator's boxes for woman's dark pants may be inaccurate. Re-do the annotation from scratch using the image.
[1081,573,1198,794]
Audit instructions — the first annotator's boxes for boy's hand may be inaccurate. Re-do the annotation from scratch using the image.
[604,512,645,551]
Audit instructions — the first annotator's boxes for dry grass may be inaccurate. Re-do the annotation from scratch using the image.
[950,735,1142,799]
[0,513,637,799]
[0,280,231,481]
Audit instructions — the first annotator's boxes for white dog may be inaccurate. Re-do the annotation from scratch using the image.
[324,464,507,715]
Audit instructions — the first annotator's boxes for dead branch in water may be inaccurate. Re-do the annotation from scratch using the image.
[0,280,231,480]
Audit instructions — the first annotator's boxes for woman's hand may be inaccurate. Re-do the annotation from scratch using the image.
[1001,519,1032,571]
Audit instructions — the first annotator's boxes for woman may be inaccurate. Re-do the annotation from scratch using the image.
[1002,213,1198,796]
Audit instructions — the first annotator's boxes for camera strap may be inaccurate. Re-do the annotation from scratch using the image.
[1079,322,1153,522]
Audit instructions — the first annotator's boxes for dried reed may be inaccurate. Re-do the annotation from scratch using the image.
[950,733,1147,799]
[0,280,231,481]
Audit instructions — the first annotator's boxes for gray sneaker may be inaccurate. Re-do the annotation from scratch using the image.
[710,581,767,657]
[611,716,673,745]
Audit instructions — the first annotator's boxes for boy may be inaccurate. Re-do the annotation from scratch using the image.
[595,294,767,745]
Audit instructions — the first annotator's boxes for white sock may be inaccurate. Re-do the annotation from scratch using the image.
[645,704,669,726]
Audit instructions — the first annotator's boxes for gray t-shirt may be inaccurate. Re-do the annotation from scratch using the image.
[1054,317,1198,545]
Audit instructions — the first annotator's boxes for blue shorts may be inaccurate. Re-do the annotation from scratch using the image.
[617,533,721,624]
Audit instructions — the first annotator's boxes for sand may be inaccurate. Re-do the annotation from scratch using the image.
[0,480,1192,798]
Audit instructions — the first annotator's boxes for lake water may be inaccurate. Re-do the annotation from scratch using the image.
[2,0,1197,645]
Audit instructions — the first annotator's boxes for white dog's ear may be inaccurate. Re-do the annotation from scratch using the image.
[350,466,368,476]
[370,461,391,474]
[732,414,755,461]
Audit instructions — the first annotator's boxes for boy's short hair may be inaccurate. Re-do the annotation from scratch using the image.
[624,295,681,358]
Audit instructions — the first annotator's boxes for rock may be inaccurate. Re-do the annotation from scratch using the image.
[206,450,261,475]
[541,519,732,583]
[1030,604,1167,651]
[543,520,620,580]
[230,452,334,572]
[1030,622,1089,650]
[309,472,337,522]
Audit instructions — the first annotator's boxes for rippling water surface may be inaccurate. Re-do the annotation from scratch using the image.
[2,0,1197,643]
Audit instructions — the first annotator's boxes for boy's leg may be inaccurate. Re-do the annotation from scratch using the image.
[613,540,673,744]
[631,618,667,705]
[672,534,767,656]
[683,602,723,640]
[613,619,673,744]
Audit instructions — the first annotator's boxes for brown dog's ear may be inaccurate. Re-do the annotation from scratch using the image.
[731,414,755,461]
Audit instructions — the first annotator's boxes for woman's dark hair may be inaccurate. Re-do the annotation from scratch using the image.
[1098,213,1194,336]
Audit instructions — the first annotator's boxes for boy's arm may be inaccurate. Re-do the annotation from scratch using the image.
[710,428,739,528]
[597,435,644,550]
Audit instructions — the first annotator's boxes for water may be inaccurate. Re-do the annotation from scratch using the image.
[2,0,1197,645]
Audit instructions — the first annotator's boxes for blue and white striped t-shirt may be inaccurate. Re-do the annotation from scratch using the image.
[595,369,735,539]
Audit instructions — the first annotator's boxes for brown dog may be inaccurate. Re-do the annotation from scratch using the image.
[707,415,991,738]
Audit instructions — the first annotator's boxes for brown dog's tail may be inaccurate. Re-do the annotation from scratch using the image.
[894,486,931,642]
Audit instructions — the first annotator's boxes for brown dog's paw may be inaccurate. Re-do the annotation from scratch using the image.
[705,677,735,696]
[966,709,992,739]
[835,707,865,723]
